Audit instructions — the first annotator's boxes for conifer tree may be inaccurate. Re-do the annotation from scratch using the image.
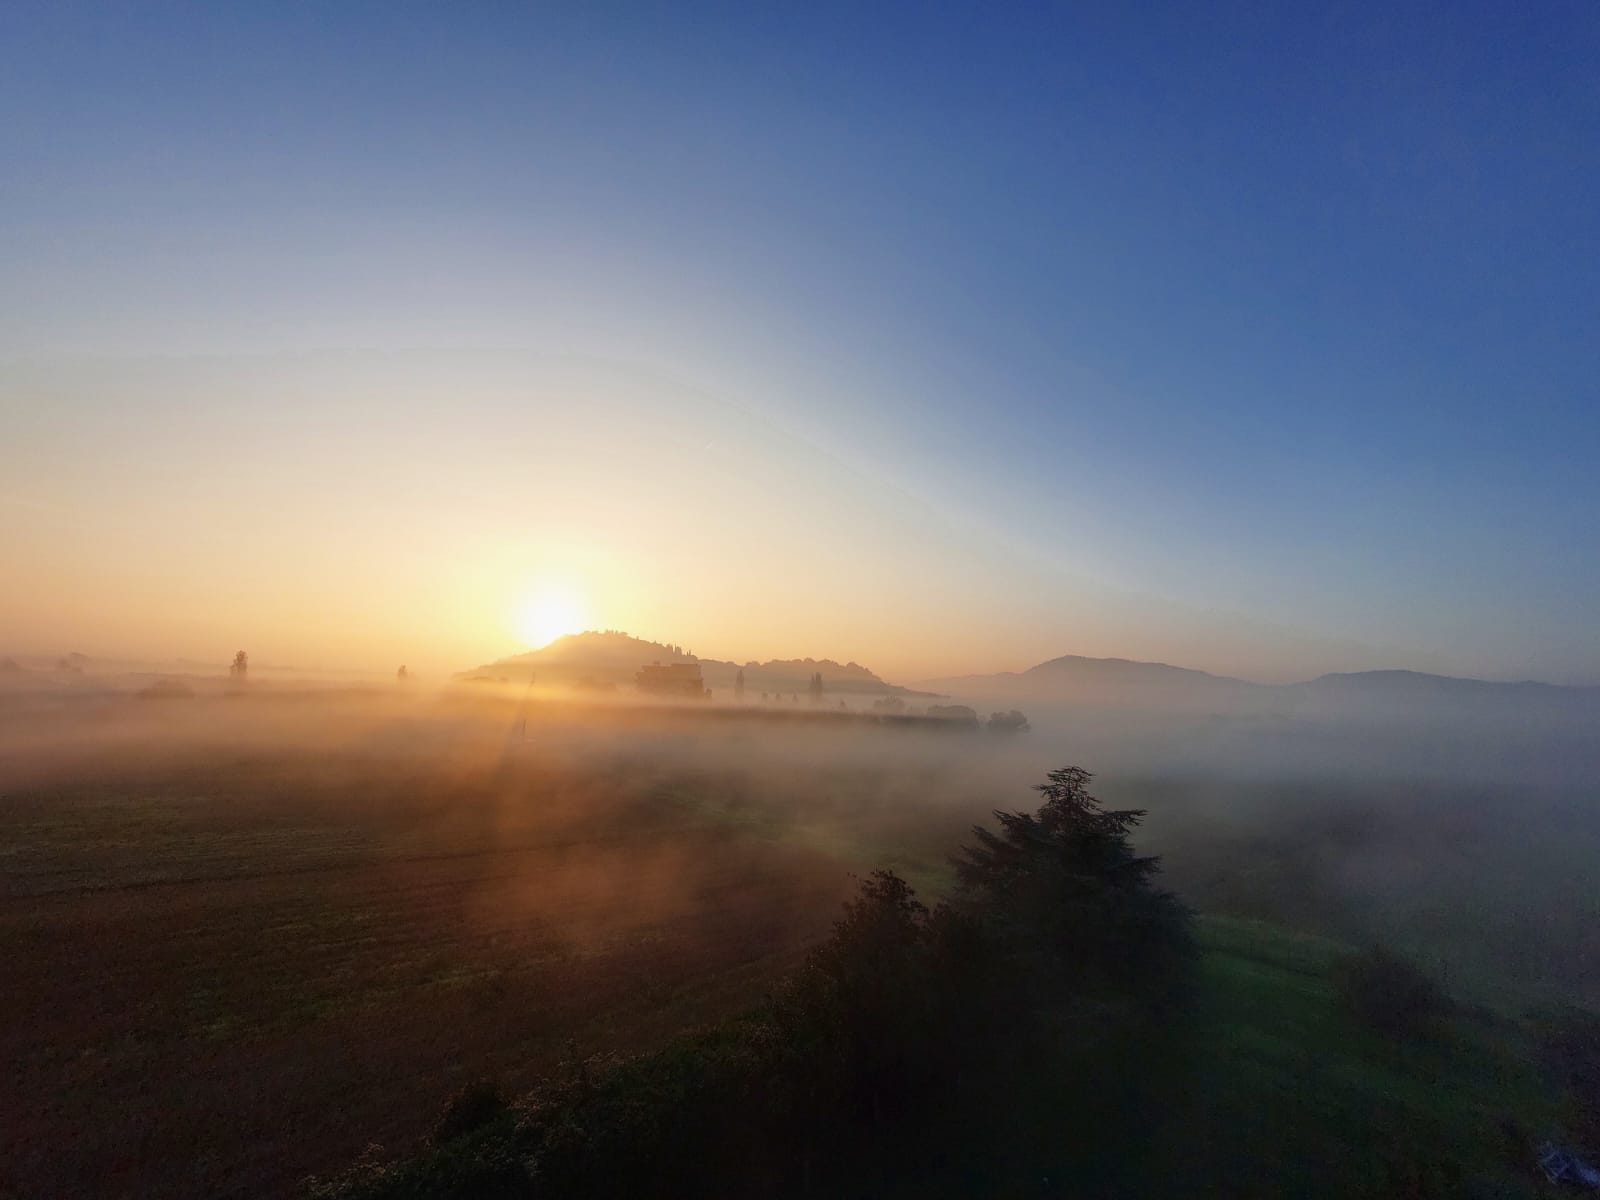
[952,767,1192,1004]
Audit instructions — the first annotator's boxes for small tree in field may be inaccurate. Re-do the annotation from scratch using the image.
[229,650,248,681]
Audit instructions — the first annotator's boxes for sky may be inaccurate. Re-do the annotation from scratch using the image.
[2,2,1597,684]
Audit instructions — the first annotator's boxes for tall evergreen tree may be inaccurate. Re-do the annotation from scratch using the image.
[952,767,1193,1006]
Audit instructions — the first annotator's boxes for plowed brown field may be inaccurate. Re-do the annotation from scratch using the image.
[0,694,904,1198]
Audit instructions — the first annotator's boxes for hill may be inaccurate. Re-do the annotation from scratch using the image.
[457,631,929,699]
[919,654,1600,720]
[1287,669,1600,721]
[918,654,1264,710]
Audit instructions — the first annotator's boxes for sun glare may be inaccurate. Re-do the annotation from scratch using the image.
[515,584,588,649]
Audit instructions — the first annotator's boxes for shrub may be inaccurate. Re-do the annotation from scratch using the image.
[926,703,980,727]
[431,1079,509,1145]
[1335,946,1452,1039]
[987,709,1030,734]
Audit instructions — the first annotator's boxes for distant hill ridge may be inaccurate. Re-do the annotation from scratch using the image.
[459,631,930,697]
[921,654,1246,693]
[460,633,1599,713]
[1027,654,1239,684]
[917,655,1600,716]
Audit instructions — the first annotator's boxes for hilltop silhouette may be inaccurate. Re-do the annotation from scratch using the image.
[459,631,931,698]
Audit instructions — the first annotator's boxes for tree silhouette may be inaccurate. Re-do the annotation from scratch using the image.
[734,668,746,701]
[952,766,1193,1004]
[987,710,1030,734]
[229,650,248,681]
[807,671,824,705]
[302,766,1198,1199]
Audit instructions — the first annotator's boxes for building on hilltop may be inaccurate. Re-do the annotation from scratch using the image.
[635,660,709,700]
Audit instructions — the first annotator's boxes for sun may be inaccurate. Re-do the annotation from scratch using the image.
[514,583,588,649]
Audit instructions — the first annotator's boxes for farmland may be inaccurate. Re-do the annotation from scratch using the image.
[2,687,1587,1197]
[1,691,989,1198]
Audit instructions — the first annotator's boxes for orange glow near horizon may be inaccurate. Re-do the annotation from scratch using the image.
[0,354,1419,687]
[513,582,589,650]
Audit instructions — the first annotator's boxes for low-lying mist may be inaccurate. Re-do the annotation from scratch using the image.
[5,677,1595,1008]
[5,676,1596,1196]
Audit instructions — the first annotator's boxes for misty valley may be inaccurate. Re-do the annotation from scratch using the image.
[3,638,1598,1197]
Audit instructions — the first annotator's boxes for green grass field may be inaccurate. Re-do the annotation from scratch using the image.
[632,740,1573,1196]
[1124,915,1559,1197]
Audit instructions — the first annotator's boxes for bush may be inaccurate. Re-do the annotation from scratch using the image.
[1335,946,1452,1039]
[431,1079,509,1145]
[986,709,1030,734]
[926,703,980,727]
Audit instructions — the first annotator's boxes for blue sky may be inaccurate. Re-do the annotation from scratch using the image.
[3,2,1597,681]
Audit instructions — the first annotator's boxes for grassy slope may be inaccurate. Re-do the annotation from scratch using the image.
[320,915,1562,1199]
[318,883,1565,1197]
[1133,915,1556,1197]
[666,771,1565,1196]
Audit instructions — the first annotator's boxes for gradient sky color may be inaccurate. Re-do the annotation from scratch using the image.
[3,2,1597,683]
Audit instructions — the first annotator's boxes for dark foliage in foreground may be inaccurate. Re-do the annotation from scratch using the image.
[1536,1006,1600,1152]
[431,1080,511,1147]
[305,767,1195,1198]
